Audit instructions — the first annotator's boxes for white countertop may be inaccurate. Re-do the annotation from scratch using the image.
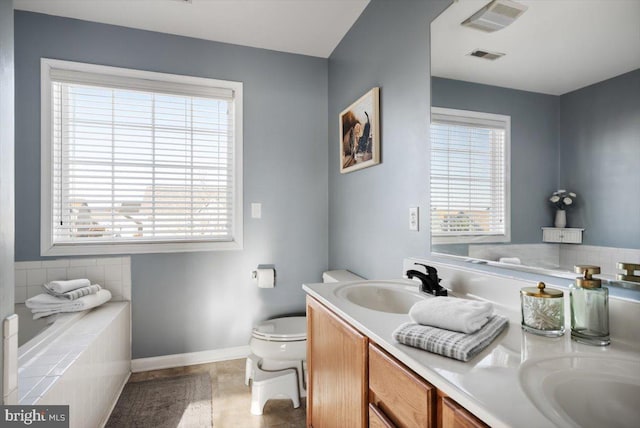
[303,279,640,428]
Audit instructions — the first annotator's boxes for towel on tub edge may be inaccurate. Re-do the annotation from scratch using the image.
[392,314,509,362]
[44,283,102,300]
[45,278,91,294]
[26,289,112,319]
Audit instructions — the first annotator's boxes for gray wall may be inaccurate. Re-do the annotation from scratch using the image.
[14,11,328,358]
[328,0,454,279]
[560,69,640,249]
[431,77,560,246]
[0,0,15,400]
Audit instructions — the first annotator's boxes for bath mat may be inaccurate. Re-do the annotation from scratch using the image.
[106,373,212,428]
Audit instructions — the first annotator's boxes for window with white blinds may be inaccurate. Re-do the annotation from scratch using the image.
[430,107,510,244]
[41,59,243,255]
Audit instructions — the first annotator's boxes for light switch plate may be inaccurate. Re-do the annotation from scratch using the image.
[409,207,419,231]
[251,203,262,219]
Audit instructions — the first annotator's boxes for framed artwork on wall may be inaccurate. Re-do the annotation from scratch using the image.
[339,87,380,173]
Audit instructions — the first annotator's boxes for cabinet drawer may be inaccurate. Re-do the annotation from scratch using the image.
[369,403,397,428]
[369,343,435,427]
[441,396,488,428]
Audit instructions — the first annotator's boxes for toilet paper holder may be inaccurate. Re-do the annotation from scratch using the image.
[252,265,276,288]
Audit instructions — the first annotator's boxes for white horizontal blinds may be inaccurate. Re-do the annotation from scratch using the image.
[431,110,507,237]
[51,73,235,244]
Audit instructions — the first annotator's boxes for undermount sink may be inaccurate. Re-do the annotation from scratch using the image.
[519,355,640,428]
[333,281,426,314]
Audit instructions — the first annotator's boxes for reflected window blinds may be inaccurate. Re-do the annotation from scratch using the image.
[431,108,509,242]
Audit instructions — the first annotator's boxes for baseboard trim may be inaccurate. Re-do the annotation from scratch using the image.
[131,345,251,373]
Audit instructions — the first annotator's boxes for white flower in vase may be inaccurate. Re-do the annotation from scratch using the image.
[548,189,576,210]
[549,189,576,228]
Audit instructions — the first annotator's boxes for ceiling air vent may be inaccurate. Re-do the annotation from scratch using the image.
[461,0,528,32]
[468,49,505,61]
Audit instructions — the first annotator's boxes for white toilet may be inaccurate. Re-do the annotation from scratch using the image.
[247,269,362,405]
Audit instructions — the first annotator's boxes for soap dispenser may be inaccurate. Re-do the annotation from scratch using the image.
[570,265,610,346]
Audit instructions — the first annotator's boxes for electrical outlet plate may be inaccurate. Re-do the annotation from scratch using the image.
[409,207,419,231]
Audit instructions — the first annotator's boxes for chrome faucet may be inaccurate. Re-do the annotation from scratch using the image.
[617,262,640,283]
[406,263,448,296]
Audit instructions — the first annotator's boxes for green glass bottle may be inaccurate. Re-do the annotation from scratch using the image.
[570,265,609,346]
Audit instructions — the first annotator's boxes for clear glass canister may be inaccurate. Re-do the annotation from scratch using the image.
[520,282,565,337]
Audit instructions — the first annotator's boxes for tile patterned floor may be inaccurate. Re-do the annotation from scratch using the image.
[126,359,306,427]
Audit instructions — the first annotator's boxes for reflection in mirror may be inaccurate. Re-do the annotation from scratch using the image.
[429,0,640,290]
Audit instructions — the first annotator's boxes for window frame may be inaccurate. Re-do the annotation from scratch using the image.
[430,107,511,245]
[40,58,243,256]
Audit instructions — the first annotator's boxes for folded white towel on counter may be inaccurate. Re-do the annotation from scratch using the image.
[393,315,509,362]
[45,278,91,294]
[498,257,521,265]
[409,297,494,334]
[44,283,102,301]
[27,289,112,319]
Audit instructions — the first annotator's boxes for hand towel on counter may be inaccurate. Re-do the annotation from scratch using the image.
[45,278,91,294]
[409,297,493,334]
[43,283,102,300]
[393,315,509,362]
[26,289,112,319]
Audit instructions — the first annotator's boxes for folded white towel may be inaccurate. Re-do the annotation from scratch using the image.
[26,293,75,307]
[27,289,112,319]
[498,257,521,265]
[45,278,91,294]
[409,297,494,334]
[44,283,102,300]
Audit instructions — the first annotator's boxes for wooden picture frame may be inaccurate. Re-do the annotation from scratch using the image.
[339,87,380,173]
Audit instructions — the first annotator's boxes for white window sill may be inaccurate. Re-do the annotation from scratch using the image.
[41,240,243,256]
[432,234,511,245]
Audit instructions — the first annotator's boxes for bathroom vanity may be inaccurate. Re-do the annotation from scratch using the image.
[307,295,485,428]
[307,296,484,427]
[303,259,640,428]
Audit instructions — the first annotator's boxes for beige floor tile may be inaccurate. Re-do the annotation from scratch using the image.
[119,358,305,427]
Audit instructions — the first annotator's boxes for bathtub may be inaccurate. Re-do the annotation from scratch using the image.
[16,301,130,428]
[16,304,87,367]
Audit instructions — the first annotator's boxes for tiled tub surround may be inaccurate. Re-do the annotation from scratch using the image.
[468,243,640,276]
[11,257,132,427]
[303,259,640,427]
[14,256,132,303]
[19,302,130,427]
[468,243,560,269]
[558,244,640,276]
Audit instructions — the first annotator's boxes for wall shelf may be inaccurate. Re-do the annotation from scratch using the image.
[541,227,584,244]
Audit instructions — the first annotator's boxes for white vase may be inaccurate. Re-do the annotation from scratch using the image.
[555,209,567,228]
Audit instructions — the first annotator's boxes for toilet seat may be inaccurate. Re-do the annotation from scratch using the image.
[251,316,307,342]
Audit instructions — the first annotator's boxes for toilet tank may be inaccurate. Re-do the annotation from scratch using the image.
[322,270,363,283]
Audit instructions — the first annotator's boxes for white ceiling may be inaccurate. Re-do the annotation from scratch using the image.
[14,0,370,58]
[431,0,640,95]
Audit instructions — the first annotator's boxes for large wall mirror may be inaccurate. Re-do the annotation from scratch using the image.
[429,0,640,290]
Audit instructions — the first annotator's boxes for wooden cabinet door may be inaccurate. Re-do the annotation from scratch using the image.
[369,343,435,427]
[440,396,488,428]
[306,296,368,428]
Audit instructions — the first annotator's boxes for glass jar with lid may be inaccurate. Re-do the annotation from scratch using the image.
[520,282,565,337]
